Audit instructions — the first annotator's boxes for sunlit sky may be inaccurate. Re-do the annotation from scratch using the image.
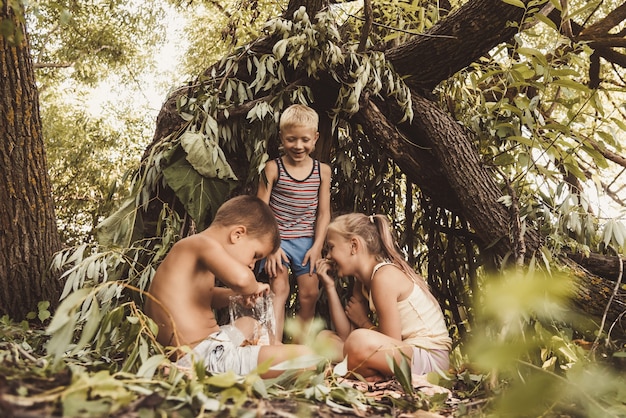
[86,7,189,127]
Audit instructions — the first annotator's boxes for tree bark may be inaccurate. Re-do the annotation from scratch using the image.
[566,251,625,283]
[385,0,528,90]
[0,4,62,319]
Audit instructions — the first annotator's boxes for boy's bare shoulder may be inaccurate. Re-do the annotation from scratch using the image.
[264,159,279,173]
[259,159,279,185]
[171,232,220,252]
[319,162,332,180]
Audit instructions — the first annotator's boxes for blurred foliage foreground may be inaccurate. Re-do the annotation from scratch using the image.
[2,269,626,417]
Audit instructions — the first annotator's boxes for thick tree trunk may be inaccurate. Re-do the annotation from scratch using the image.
[355,93,543,259]
[0,5,62,319]
[357,92,625,323]
[566,252,625,283]
[353,99,463,211]
[564,258,626,325]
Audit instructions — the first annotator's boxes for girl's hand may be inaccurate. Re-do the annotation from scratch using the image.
[315,258,336,289]
[345,295,371,328]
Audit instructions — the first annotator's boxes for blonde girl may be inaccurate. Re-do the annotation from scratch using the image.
[316,213,451,380]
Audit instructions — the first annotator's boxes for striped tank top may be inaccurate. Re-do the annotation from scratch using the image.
[269,157,320,239]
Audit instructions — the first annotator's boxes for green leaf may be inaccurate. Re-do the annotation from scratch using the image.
[269,354,325,371]
[46,287,92,335]
[494,153,516,166]
[196,392,222,411]
[95,195,139,247]
[386,353,414,395]
[549,0,562,10]
[562,160,586,182]
[38,310,51,322]
[162,143,236,230]
[180,131,238,181]
[533,13,557,31]
[603,219,624,249]
[333,356,348,376]
[206,371,242,388]
[45,288,93,364]
[137,354,168,379]
[272,39,289,61]
[502,0,526,9]
[581,143,609,169]
[552,78,589,92]
[517,47,542,58]
[71,297,102,355]
[507,135,535,146]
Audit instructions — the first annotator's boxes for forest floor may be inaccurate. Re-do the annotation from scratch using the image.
[0,366,478,417]
[1,318,484,418]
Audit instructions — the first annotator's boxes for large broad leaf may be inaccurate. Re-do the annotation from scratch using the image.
[180,131,238,180]
[162,143,237,230]
[95,195,139,247]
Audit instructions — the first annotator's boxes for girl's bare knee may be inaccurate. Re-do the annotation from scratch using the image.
[344,330,372,356]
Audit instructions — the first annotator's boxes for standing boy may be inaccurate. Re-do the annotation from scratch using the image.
[145,195,316,378]
[257,104,332,341]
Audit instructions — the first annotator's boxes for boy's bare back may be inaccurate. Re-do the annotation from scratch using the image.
[145,206,276,351]
[145,233,223,349]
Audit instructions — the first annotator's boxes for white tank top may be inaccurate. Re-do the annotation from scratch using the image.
[368,262,451,351]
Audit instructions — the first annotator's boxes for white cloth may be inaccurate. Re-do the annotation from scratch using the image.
[176,325,261,375]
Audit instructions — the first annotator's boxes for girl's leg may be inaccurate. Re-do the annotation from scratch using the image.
[317,329,345,363]
[270,268,290,343]
[343,328,413,380]
[257,343,316,378]
[295,272,319,323]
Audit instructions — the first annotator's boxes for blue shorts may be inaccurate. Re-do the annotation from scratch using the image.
[259,236,314,278]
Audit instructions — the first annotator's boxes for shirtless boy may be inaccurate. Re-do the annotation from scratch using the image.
[145,195,316,378]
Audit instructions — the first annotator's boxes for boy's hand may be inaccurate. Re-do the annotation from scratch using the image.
[254,282,270,296]
[265,249,287,278]
[315,258,336,289]
[243,282,270,307]
[303,247,322,275]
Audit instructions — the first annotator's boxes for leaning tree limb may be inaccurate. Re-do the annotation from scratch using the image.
[384,0,528,90]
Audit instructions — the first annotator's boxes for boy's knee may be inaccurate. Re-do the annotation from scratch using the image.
[298,285,319,302]
[296,275,319,299]
[271,279,290,298]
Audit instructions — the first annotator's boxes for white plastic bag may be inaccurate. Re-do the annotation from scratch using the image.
[228,293,276,345]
